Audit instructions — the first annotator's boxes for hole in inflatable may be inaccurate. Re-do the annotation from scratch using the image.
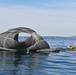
[18,32,30,42]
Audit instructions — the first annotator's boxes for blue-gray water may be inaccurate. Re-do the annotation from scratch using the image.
[0,36,76,75]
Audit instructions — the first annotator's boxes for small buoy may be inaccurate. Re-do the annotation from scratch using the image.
[67,45,75,50]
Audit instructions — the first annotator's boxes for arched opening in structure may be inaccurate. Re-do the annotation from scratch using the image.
[18,32,31,42]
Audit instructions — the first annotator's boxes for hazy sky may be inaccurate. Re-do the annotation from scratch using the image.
[0,0,76,36]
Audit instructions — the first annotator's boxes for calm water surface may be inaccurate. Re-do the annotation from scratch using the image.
[0,36,76,75]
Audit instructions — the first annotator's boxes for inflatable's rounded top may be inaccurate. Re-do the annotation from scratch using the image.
[6,27,36,34]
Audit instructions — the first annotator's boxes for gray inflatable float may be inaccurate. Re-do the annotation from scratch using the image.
[0,27,62,53]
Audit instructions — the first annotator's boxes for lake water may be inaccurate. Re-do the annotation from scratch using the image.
[0,36,76,75]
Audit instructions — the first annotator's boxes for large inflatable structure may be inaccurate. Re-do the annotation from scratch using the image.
[0,27,51,52]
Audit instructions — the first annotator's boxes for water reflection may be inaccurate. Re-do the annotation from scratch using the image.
[0,51,49,75]
[0,51,76,75]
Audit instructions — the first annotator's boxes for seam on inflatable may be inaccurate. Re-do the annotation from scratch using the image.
[3,33,12,48]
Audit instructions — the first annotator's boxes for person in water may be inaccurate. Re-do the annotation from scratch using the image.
[67,45,75,50]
